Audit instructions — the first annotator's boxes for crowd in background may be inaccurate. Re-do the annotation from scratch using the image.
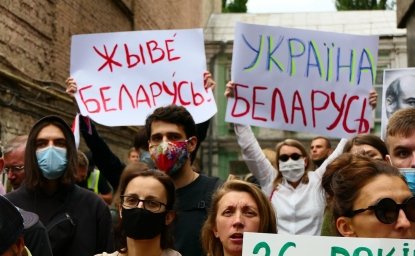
[1,74,415,256]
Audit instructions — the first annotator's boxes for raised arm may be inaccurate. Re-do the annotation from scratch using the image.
[226,81,276,194]
[66,77,125,189]
[79,116,125,190]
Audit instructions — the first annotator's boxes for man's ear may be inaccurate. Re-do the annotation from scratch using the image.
[336,217,356,237]
[165,210,176,225]
[187,136,198,153]
[385,154,393,165]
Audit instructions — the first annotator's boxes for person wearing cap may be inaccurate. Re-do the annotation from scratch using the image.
[5,115,114,256]
[18,208,53,256]
[0,195,31,256]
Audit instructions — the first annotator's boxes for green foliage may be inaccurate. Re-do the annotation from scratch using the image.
[222,0,248,13]
[335,0,395,10]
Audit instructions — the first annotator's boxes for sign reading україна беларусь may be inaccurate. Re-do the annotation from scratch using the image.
[226,23,378,139]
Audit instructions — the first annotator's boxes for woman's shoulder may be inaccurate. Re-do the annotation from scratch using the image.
[162,249,182,256]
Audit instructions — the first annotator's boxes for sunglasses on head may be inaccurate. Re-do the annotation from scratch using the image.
[346,197,415,224]
[278,153,302,162]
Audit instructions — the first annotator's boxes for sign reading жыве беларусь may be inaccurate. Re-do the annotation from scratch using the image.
[70,29,217,126]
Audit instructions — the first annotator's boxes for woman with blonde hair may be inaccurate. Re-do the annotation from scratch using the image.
[201,180,277,256]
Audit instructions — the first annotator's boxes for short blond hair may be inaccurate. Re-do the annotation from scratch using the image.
[386,107,415,149]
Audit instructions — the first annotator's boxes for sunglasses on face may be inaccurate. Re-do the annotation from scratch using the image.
[278,153,302,162]
[346,197,415,224]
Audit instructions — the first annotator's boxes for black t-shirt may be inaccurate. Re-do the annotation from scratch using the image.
[174,174,221,256]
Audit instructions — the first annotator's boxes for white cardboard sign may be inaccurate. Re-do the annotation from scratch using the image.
[70,29,217,126]
[226,23,379,138]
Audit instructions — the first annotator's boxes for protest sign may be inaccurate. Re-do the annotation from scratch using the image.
[70,29,216,126]
[381,67,415,139]
[242,232,414,256]
[226,23,379,138]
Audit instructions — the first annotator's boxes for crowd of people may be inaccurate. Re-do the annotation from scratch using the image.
[1,72,415,256]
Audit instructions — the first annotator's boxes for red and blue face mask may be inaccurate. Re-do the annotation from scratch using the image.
[149,138,191,176]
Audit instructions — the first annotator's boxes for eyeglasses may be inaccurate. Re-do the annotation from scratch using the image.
[346,197,415,224]
[3,165,25,174]
[120,195,166,212]
[278,153,302,162]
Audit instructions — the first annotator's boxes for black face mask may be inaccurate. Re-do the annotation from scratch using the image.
[121,207,166,240]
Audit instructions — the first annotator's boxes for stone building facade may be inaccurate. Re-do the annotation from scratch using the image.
[0,0,220,164]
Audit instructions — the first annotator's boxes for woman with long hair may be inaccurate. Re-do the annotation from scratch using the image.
[96,163,180,256]
[201,180,277,256]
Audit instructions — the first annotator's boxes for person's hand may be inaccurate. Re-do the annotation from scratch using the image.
[368,89,377,110]
[65,77,78,97]
[224,81,235,98]
[203,71,216,91]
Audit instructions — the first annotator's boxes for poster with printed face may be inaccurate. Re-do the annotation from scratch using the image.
[70,29,217,126]
[226,22,379,139]
[381,68,415,139]
[242,232,415,256]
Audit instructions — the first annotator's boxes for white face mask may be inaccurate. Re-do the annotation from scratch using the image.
[279,158,305,183]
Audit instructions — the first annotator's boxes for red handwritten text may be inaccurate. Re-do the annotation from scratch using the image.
[230,83,369,134]
[93,34,181,72]
[78,79,211,113]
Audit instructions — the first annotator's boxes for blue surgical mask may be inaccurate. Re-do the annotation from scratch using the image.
[399,168,415,195]
[36,146,68,180]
